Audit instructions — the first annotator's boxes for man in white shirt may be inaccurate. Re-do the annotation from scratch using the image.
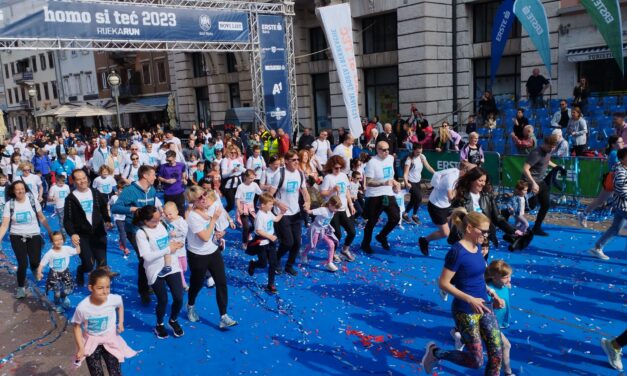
[311,130,332,167]
[360,141,400,254]
[332,133,354,175]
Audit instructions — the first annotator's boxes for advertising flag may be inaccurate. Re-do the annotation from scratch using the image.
[490,0,516,87]
[580,0,624,74]
[514,0,552,76]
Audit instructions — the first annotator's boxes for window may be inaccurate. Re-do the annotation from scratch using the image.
[31,56,37,73]
[473,56,521,105]
[229,83,241,108]
[192,53,207,78]
[473,1,521,43]
[36,83,41,101]
[10,62,15,75]
[20,87,25,102]
[64,76,70,96]
[142,63,151,85]
[85,72,93,94]
[362,13,397,54]
[51,81,58,99]
[40,54,46,70]
[156,60,167,83]
[364,67,398,123]
[312,73,331,134]
[195,86,210,125]
[48,52,54,69]
[13,88,18,102]
[4,64,8,79]
[43,82,49,100]
[578,58,627,93]
[226,53,237,73]
[8,89,12,104]
[310,27,328,61]
[100,71,108,90]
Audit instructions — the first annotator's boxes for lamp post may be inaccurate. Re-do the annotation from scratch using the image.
[107,70,122,128]
[27,86,39,130]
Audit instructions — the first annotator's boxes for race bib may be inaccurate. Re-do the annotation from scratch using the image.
[286,181,298,193]
[59,190,68,199]
[15,211,32,224]
[245,192,254,201]
[86,316,108,334]
[383,167,393,180]
[52,257,66,271]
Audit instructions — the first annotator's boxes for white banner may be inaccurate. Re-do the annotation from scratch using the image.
[317,3,362,138]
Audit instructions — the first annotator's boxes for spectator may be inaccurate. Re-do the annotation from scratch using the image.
[277,128,290,157]
[512,125,537,155]
[511,108,529,139]
[567,107,588,156]
[297,128,315,150]
[551,100,572,129]
[552,129,570,157]
[614,112,627,142]
[465,115,477,134]
[573,77,590,114]
[364,118,377,143]
[478,90,498,124]
[434,121,461,152]
[376,123,399,156]
[526,68,550,108]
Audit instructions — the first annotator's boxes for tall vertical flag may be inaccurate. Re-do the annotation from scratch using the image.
[317,3,362,138]
[514,0,552,77]
[580,0,624,74]
[490,0,516,87]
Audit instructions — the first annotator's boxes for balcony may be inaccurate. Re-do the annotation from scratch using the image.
[118,84,141,98]
[13,70,33,84]
[19,100,32,109]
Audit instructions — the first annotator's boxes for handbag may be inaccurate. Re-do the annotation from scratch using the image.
[603,171,615,192]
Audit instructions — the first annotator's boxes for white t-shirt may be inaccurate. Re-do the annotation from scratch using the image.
[108,195,125,221]
[18,174,42,198]
[332,143,353,174]
[136,223,181,285]
[469,192,482,213]
[208,199,229,232]
[254,210,276,246]
[3,197,41,235]
[246,156,266,180]
[69,155,85,169]
[271,168,305,216]
[261,168,280,188]
[0,185,6,214]
[312,139,331,165]
[364,155,395,197]
[235,182,262,205]
[186,210,219,255]
[92,176,117,195]
[48,184,71,209]
[40,246,78,272]
[123,164,140,182]
[146,151,161,167]
[311,207,334,229]
[320,173,350,211]
[71,294,123,336]
[72,189,94,225]
[164,217,188,257]
[428,168,460,209]
[220,158,245,189]
[405,154,427,183]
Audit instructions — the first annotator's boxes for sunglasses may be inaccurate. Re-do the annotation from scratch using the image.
[378,148,389,152]
[131,158,139,161]
[288,158,299,161]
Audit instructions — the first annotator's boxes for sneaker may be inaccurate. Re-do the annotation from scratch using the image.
[15,287,26,299]
[300,252,309,264]
[187,305,199,322]
[275,266,283,275]
[375,234,390,250]
[361,244,374,255]
[284,265,298,276]
[219,314,238,329]
[168,319,184,338]
[206,276,215,288]
[265,285,278,294]
[419,237,429,256]
[450,329,464,351]
[578,212,588,228]
[341,247,355,262]
[532,227,549,236]
[154,324,169,339]
[247,260,255,276]
[588,248,610,261]
[332,254,341,263]
[402,213,412,224]
[61,297,72,309]
[183,285,190,292]
[412,215,421,225]
[601,337,623,371]
[157,266,172,277]
[325,262,338,272]
[421,341,439,374]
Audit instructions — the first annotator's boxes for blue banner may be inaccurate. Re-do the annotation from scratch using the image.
[258,15,291,134]
[490,0,516,87]
[0,1,249,43]
[514,0,552,77]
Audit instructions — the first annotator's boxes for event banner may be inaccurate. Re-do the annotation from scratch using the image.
[490,0,516,87]
[580,0,624,74]
[258,14,291,134]
[513,0,552,77]
[317,4,363,138]
[0,1,249,43]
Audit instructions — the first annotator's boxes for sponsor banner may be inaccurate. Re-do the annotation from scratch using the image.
[580,0,624,74]
[513,0,552,77]
[258,14,291,133]
[317,4,362,138]
[0,1,249,43]
[490,0,516,87]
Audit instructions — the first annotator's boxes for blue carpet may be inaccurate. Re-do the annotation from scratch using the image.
[3,205,625,376]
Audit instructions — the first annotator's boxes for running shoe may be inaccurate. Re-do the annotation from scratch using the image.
[578,212,588,228]
[300,252,309,264]
[168,319,184,338]
[412,215,421,225]
[187,305,199,322]
[375,234,390,250]
[265,285,278,294]
[325,262,338,272]
[62,297,72,309]
[450,328,464,351]
[206,276,215,288]
[157,266,172,277]
[284,265,298,276]
[419,237,429,256]
[402,213,412,224]
[15,287,26,299]
[219,314,238,329]
[588,248,610,261]
[340,247,355,262]
[154,324,169,339]
[601,337,623,371]
[247,260,255,276]
[421,341,439,374]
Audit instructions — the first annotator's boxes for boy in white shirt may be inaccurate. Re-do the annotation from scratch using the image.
[47,174,71,236]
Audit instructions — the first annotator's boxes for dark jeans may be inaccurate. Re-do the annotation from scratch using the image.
[77,231,108,278]
[128,231,149,295]
[85,345,121,376]
[9,234,42,287]
[406,181,423,215]
[223,187,237,213]
[353,198,364,219]
[240,213,253,244]
[163,192,186,217]
[528,180,550,230]
[187,251,228,315]
[361,195,400,247]
[330,210,356,247]
[252,243,278,286]
[151,273,184,325]
[573,144,586,156]
[530,95,544,109]
[275,213,303,268]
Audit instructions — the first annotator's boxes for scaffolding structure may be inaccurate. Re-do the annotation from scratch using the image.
[0,0,299,133]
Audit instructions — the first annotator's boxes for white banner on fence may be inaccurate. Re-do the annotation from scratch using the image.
[317,3,362,138]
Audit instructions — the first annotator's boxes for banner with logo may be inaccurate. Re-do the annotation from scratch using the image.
[317,4,362,138]
[0,1,249,43]
[513,0,552,76]
[258,15,291,133]
[490,0,516,87]
[580,0,624,74]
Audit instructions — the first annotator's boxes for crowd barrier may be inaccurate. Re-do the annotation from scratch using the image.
[395,149,607,198]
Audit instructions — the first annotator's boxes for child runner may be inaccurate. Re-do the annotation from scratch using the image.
[349,170,364,220]
[485,260,515,376]
[506,180,529,237]
[109,181,130,257]
[301,195,342,272]
[235,169,262,249]
[36,231,80,313]
[0,173,8,219]
[395,187,407,230]
[71,268,137,375]
[403,143,435,225]
[190,161,205,186]
[163,202,189,291]
[246,193,285,294]
[92,166,117,199]
[47,173,70,236]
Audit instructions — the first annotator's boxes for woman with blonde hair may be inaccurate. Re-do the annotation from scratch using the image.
[220,145,245,213]
[434,121,461,152]
[66,147,85,170]
[16,161,44,204]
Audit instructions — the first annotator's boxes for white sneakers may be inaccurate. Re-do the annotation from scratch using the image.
[588,248,610,260]
[325,262,338,272]
[601,338,623,371]
[450,329,464,351]
[577,212,588,228]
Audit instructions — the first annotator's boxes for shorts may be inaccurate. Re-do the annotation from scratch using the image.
[427,201,451,226]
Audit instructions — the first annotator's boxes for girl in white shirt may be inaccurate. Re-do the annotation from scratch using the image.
[92,166,117,198]
[302,196,342,272]
[36,231,80,313]
[235,169,263,249]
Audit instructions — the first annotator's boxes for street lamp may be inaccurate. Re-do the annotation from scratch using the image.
[27,86,39,130]
[107,70,122,128]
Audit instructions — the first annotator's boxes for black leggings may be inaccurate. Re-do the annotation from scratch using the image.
[77,232,108,278]
[240,214,253,244]
[10,234,43,287]
[128,231,149,295]
[187,251,228,315]
[163,192,186,217]
[406,181,423,215]
[617,330,627,347]
[251,244,278,286]
[361,195,400,246]
[330,210,356,247]
[275,214,303,268]
[151,273,184,325]
[85,345,121,376]
[528,180,550,229]
[223,186,238,213]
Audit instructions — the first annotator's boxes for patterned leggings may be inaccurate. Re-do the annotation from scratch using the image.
[85,345,121,376]
[435,311,503,376]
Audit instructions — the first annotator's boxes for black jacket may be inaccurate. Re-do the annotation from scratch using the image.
[64,188,111,236]
[376,132,398,155]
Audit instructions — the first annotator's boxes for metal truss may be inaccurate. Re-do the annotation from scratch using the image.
[0,38,253,52]
[284,11,298,135]
[65,0,295,15]
[248,11,266,128]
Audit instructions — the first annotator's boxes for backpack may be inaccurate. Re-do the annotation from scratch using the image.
[273,167,305,198]
[139,221,169,242]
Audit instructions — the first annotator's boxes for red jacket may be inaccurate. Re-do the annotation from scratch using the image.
[278,134,290,156]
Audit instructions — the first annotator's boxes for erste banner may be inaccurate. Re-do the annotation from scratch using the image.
[258,15,291,134]
[514,0,552,77]
[490,0,516,87]
[579,0,624,74]
[0,1,249,43]
[317,4,362,138]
